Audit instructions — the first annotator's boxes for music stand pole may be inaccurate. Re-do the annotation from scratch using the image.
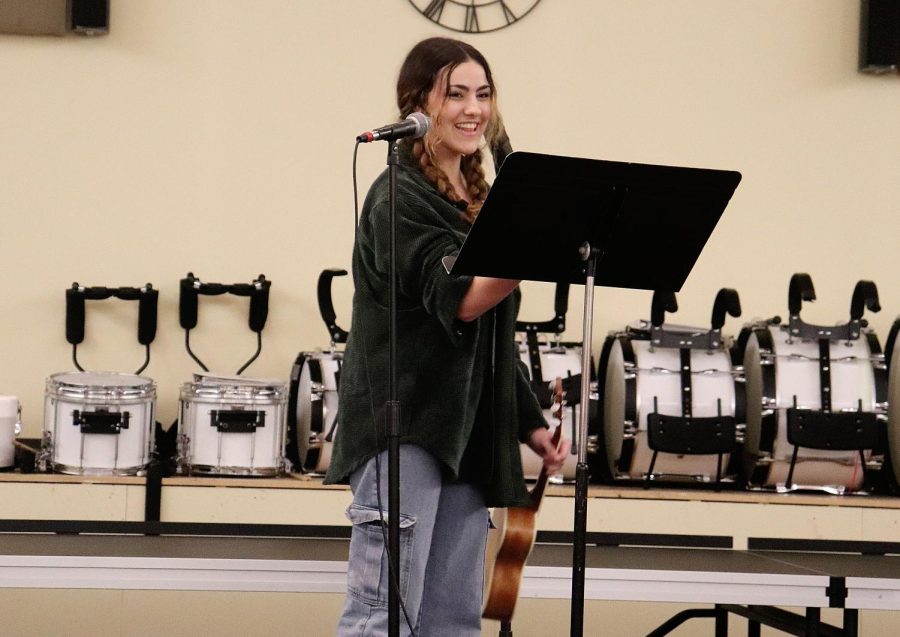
[571,243,599,637]
[387,141,401,637]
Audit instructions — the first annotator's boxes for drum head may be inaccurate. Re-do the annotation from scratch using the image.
[742,331,764,457]
[887,323,900,487]
[287,354,318,470]
[602,338,626,476]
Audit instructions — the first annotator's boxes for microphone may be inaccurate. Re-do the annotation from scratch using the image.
[357,112,431,143]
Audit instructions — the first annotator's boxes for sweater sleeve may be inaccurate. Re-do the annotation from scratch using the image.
[364,192,475,346]
[515,358,549,442]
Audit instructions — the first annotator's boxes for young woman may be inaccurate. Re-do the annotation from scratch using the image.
[324,37,570,636]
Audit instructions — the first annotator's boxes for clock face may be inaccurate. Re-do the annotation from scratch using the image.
[409,0,542,34]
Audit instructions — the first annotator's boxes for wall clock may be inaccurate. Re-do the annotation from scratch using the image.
[409,0,542,34]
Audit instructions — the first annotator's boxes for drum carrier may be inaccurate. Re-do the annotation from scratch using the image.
[175,272,286,476]
[738,274,887,493]
[287,268,348,475]
[39,282,159,475]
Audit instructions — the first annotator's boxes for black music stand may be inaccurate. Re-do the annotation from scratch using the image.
[450,151,742,637]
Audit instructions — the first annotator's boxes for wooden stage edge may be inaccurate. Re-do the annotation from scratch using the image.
[2,471,900,509]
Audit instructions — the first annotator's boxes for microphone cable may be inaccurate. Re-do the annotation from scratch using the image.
[352,139,419,637]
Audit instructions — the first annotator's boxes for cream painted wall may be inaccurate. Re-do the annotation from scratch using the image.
[1,0,898,435]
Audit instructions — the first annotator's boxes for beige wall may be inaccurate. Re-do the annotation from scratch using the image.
[1,0,898,434]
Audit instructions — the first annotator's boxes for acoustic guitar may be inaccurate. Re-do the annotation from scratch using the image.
[483,378,564,623]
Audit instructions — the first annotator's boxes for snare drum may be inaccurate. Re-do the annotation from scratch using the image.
[0,395,21,469]
[287,351,341,475]
[518,341,595,481]
[599,324,743,483]
[178,375,287,476]
[740,322,887,492]
[42,371,156,475]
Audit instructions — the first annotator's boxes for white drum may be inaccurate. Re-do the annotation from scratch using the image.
[880,320,900,488]
[178,374,287,476]
[518,341,594,482]
[600,327,742,483]
[741,322,887,492]
[42,371,156,475]
[0,395,21,469]
[288,351,341,475]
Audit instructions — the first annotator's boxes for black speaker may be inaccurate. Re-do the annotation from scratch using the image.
[860,0,900,73]
[71,0,109,35]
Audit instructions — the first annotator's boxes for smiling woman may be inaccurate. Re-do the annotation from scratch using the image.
[324,36,570,636]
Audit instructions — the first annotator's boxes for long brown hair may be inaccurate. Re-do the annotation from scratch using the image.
[396,37,509,222]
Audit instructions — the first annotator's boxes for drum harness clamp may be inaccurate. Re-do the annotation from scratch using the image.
[178,272,272,434]
[64,282,159,435]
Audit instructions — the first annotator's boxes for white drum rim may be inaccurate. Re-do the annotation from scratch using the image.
[180,382,287,402]
[48,370,155,388]
[182,463,282,477]
[287,350,343,474]
[51,462,148,476]
[47,371,156,400]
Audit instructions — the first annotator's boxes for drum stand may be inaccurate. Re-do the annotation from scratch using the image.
[449,151,741,636]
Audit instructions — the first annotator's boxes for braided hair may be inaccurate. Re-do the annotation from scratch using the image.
[396,37,511,223]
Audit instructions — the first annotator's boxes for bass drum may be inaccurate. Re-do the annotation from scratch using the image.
[740,322,887,492]
[287,350,341,475]
[884,320,900,488]
[598,325,744,483]
[518,340,597,482]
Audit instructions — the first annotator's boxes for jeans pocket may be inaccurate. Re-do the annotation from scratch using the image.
[345,503,416,606]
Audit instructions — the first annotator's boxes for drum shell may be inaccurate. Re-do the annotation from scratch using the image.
[0,395,19,468]
[601,332,742,483]
[43,371,156,475]
[288,351,341,475]
[741,324,886,491]
[178,380,287,476]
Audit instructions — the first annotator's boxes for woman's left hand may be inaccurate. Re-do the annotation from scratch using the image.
[526,427,572,475]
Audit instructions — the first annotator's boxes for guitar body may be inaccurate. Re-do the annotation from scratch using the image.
[483,392,563,623]
[482,504,539,621]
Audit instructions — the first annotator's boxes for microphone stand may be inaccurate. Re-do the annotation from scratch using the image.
[386,140,402,637]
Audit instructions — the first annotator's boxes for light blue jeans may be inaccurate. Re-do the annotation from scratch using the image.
[336,444,489,637]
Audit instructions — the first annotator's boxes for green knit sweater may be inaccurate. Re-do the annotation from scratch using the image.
[323,146,547,508]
